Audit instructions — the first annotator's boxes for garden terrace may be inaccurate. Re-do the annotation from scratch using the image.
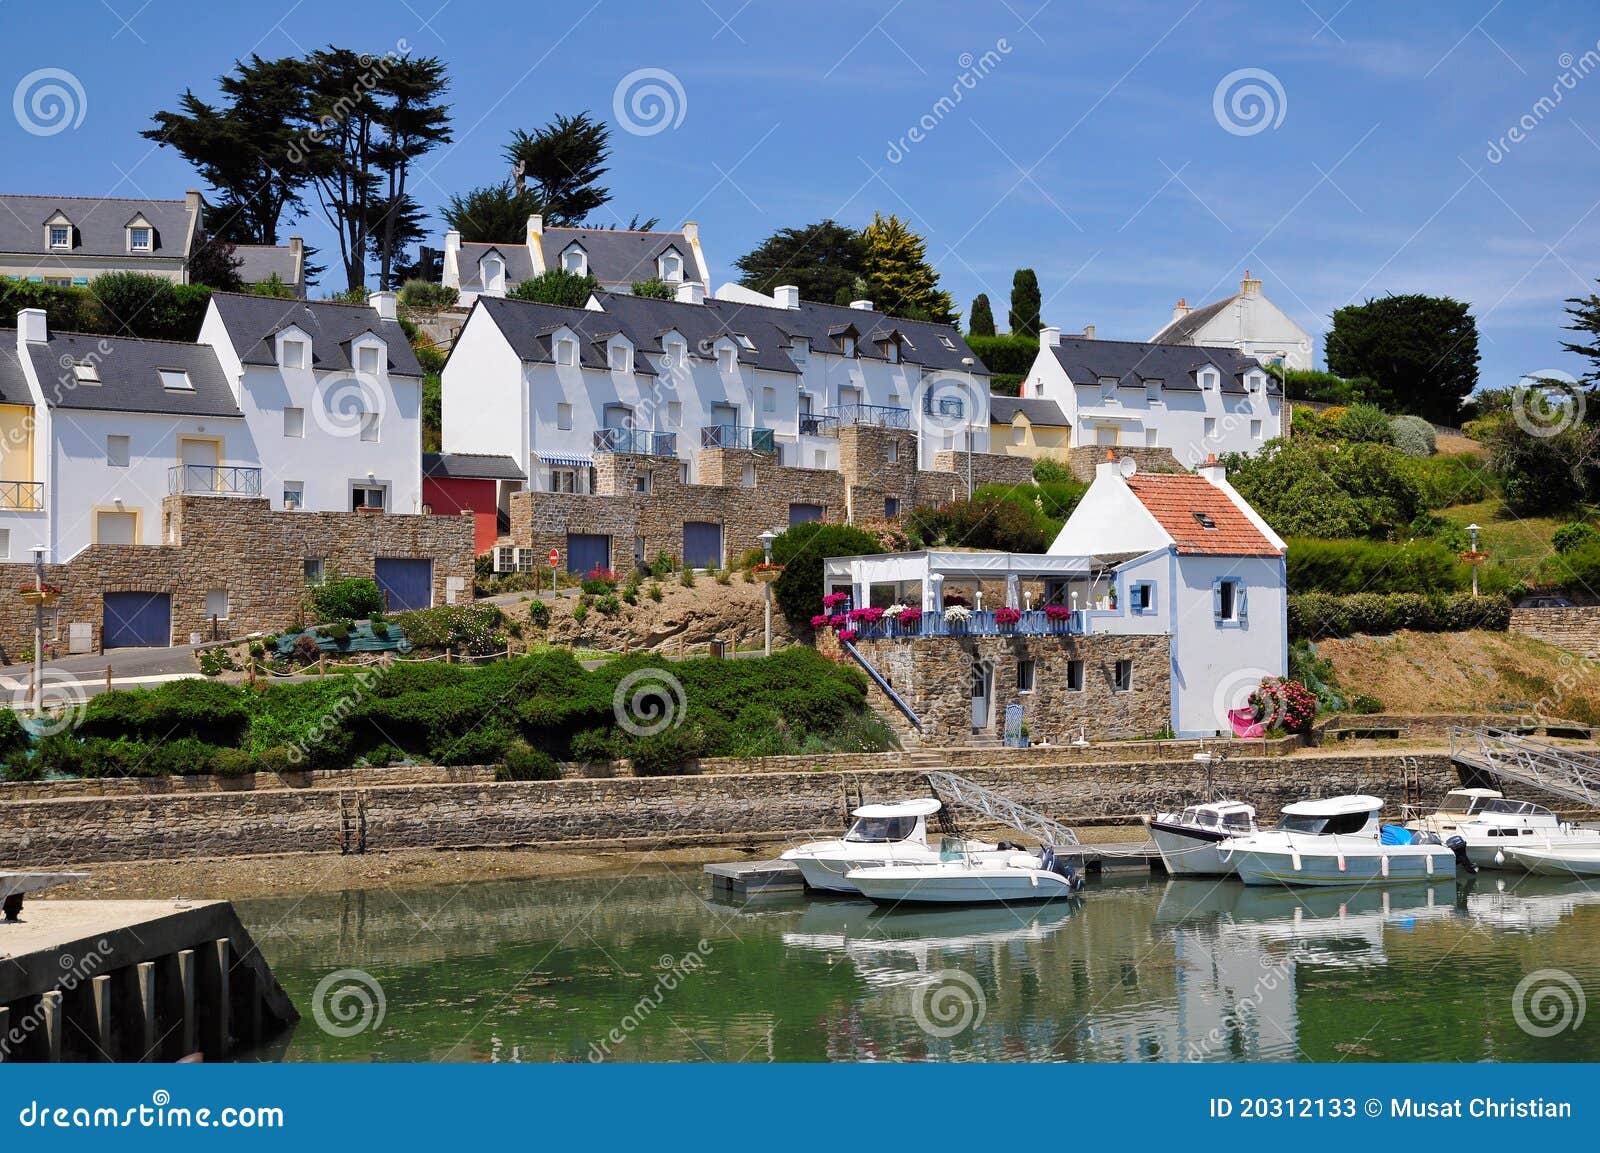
[822,550,1095,628]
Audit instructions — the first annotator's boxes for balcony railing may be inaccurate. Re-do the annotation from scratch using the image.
[593,428,677,456]
[851,608,1087,640]
[167,464,263,497]
[922,395,965,420]
[0,480,44,512]
[798,413,840,437]
[701,424,776,452]
[824,403,911,430]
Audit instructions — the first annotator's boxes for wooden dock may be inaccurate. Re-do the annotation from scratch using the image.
[704,840,1164,897]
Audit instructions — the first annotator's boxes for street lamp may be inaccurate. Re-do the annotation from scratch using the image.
[961,356,976,498]
[1464,523,1485,598]
[759,528,776,656]
[30,546,45,715]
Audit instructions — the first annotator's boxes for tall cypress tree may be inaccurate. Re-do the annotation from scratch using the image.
[1009,269,1041,337]
[860,212,956,324]
[969,293,996,337]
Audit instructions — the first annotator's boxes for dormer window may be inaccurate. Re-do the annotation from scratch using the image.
[1099,376,1119,404]
[885,341,899,364]
[842,335,856,357]
[355,345,382,377]
[129,227,152,252]
[280,338,309,370]
[659,250,683,281]
[790,338,809,364]
[719,346,737,373]
[158,368,192,391]
[481,256,505,295]
[561,245,587,275]
[48,225,70,249]
[663,335,687,369]
[555,336,578,366]
[734,333,754,351]
[1200,367,1220,391]
[1145,380,1163,404]
[609,343,633,373]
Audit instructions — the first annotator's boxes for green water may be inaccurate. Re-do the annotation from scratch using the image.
[235,870,1600,1063]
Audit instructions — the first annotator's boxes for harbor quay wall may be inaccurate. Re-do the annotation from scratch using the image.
[0,751,1465,866]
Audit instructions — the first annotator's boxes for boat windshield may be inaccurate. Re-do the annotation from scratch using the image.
[1221,810,1255,832]
[845,815,919,843]
[1438,793,1481,814]
[1278,810,1373,835]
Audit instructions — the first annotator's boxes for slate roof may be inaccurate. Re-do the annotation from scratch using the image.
[233,244,304,290]
[207,292,423,376]
[711,295,991,377]
[455,242,537,293]
[455,228,701,293]
[990,395,1069,426]
[1150,297,1235,345]
[0,342,31,405]
[1124,472,1280,556]
[423,452,525,481]
[0,194,195,258]
[2,327,242,417]
[1048,337,1273,395]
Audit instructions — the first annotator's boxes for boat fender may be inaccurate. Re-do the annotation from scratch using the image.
[1291,850,1302,872]
[1380,855,1389,879]
[1447,835,1478,874]
[1494,850,1506,866]
[1425,852,1434,876]
[1031,872,1038,887]
[1337,853,1346,872]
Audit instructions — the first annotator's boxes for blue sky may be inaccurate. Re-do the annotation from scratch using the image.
[4,0,1599,391]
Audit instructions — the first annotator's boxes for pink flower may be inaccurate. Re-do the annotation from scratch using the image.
[1044,605,1073,621]
[810,614,830,628]
[898,608,922,624]
[828,614,847,628]
[821,592,849,609]
[837,629,859,643]
[858,606,885,623]
[994,606,1022,626]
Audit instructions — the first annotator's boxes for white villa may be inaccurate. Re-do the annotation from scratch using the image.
[441,284,992,492]
[442,215,710,305]
[1151,272,1313,371]
[0,291,424,563]
[1021,327,1283,464]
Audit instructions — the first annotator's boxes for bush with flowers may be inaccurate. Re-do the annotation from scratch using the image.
[944,604,972,626]
[821,592,850,610]
[1043,605,1074,622]
[827,613,847,629]
[810,614,830,629]
[993,606,1022,627]
[1250,676,1318,734]
[837,629,859,643]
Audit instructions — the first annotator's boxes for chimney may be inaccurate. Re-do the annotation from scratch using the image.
[675,282,705,305]
[1172,297,1191,321]
[1096,450,1122,481]
[369,291,398,321]
[681,220,699,245]
[1082,324,1096,340]
[526,214,544,247]
[849,299,873,311]
[1240,270,1261,297]
[184,189,203,219]
[774,285,801,310]
[1197,453,1226,486]
[17,308,47,346]
[288,236,304,288]
[1040,326,1061,347]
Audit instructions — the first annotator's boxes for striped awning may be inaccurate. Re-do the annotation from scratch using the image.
[538,453,594,469]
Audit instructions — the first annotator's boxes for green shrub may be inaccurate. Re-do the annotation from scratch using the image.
[770,522,885,632]
[320,622,352,644]
[1337,403,1394,444]
[1553,522,1599,554]
[594,594,620,616]
[398,279,459,313]
[1404,453,1495,508]
[210,747,260,777]
[309,576,383,621]
[1349,694,1384,714]
[1285,537,1470,594]
[572,602,589,624]
[624,727,704,776]
[508,267,599,307]
[393,603,505,654]
[963,333,1038,376]
[1,750,42,782]
[78,679,250,746]
[525,599,551,626]
[0,708,27,756]
[650,552,676,578]
[496,742,561,781]
[431,724,513,766]
[1288,591,1511,638]
[1389,414,1437,457]
[1031,458,1075,484]
[570,729,618,763]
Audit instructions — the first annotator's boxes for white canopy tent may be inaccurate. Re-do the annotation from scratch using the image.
[823,550,1093,612]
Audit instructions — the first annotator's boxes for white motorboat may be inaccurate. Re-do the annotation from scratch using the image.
[1500,842,1600,877]
[1146,800,1259,876]
[846,846,1086,906]
[778,799,1006,894]
[1406,787,1503,836]
[1226,795,1464,887]
[1446,797,1600,870]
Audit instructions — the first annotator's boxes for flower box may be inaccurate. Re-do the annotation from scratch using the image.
[994,607,1022,628]
[752,563,784,584]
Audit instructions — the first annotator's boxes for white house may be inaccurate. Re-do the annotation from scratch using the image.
[442,215,710,305]
[1049,454,1288,738]
[1022,327,1282,464]
[1150,272,1313,371]
[441,285,991,491]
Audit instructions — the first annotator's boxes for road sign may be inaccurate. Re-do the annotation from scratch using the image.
[548,549,560,568]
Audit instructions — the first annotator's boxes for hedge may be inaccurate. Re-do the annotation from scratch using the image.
[1288,591,1511,639]
[964,333,1038,376]
[1286,537,1470,594]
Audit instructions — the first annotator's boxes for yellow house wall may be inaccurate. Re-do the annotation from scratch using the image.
[0,405,34,482]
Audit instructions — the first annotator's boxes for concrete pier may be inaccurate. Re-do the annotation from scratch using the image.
[0,900,297,1062]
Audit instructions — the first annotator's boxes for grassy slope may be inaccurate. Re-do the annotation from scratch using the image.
[1316,629,1600,724]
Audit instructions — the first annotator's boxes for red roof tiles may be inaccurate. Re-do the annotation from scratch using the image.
[1124,472,1280,556]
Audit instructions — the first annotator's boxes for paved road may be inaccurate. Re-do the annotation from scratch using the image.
[0,645,201,704]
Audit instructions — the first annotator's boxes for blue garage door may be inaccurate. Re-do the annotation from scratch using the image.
[566,534,611,575]
[375,558,433,612]
[788,503,825,526]
[103,592,172,649]
[683,522,724,570]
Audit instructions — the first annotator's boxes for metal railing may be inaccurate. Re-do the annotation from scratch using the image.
[1449,726,1600,808]
[593,428,677,456]
[0,480,44,511]
[701,424,776,452]
[922,395,965,420]
[798,413,840,437]
[167,464,263,497]
[925,770,1081,847]
[824,403,911,430]
[851,608,1087,640]
[840,640,921,731]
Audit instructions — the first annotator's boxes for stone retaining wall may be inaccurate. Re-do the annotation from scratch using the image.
[0,751,1469,866]
[1509,606,1600,657]
[1066,445,1187,482]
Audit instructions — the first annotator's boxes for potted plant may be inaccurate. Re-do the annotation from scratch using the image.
[752,561,784,583]
[944,603,972,631]
[994,606,1022,630]
[896,606,923,634]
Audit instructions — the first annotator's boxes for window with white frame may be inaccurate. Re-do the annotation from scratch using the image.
[842,335,856,357]
[280,338,309,370]
[635,471,652,495]
[71,360,99,385]
[887,440,898,464]
[885,341,899,364]
[1214,578,1246,624]
[556,402,573,430]
[790,339,808,364]
[667,401,682,427]
[1251,419,1263,439]
[550,468,577,494]
[742,462,757,488]
[718,346,737,372]
[360,411,380,442]
[659,250,683,281]
[1145,381,1163,404]
[1204,416,1218,438]
[814,449,826,468]
[304,557,326,584]
[106,434,130,468]
[1012,424,1026,445]
[356,345,382,376]
[561,246,586,274]
[129,227,152,251]
[1017,659,1035,693]
[481,256,504,293]
[284,407,304,437]
[1200,368,1219,391]
[158,368,192,391]
[664,337,687,369]
[609,344,632,373]
[48,225,69,249]
[762,386,776,414]
[283,482,304,510]
[1099,377,1118,404]
[1131,581,1155,614]
[1145,428,1159,447]
[351,484,386,511]
[205,589,229,620]
[555,337,577,366]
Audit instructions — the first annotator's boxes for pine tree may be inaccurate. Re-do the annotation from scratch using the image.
[969,293,995,337]
[1009,269,1041,337]
[860,212,956,324]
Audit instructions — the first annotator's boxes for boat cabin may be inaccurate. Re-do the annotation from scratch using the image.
[843,799,940,846]
[1174,800,1257,835]
[1410,787,1504,834]
[1458,798,1560,837]
[1276,794,1383,836]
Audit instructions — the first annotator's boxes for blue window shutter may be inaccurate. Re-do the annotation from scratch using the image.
[1237,584,1249,623]
[1211,578,1223,619]
[71,276,88,286]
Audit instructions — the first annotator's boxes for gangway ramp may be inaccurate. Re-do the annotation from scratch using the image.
[924,770,1081,848]
[1449,726,1600,809]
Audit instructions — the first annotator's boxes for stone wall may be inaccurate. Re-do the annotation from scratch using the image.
[1509,606,1600,657]
[0,751,1471,866]
[851,632,1172,746]
[0,496,476,660]
[1066,445,1188,482]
